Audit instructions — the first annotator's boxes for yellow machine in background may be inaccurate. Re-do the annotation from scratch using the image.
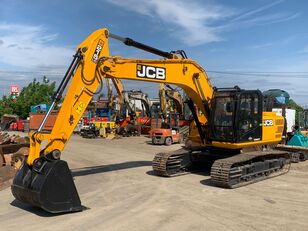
[91,121,116,138]
[159,83,184,117]
[11,28,290,214]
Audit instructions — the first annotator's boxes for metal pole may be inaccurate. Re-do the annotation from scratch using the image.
[37,51,82,132]
[109,33,174,59]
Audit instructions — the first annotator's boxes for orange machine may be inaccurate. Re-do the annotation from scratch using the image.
[151,113,183,145]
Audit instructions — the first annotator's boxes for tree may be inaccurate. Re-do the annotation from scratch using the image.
[0,95,14,116]
[0,78,56,119]
[287,99,304,125]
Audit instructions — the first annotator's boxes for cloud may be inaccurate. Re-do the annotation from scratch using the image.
[105,0,299,46]
[226,12,300,28]
[0,23,74,70]
[209,72,308,105]
[106,0,235,45]
[208,56,308,106]
[0,69,64,96]
[230,0,284,22]
[251,42,275,49]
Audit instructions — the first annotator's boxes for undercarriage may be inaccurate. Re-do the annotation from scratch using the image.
[152,147,291,188]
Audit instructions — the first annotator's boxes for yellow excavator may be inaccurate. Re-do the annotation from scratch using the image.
[11,28,290,213]
[105,78,125,120]
[159,83,184,117]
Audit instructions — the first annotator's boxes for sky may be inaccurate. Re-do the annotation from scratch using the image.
[0,0,307,106]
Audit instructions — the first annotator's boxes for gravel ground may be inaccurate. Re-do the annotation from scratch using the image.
[0,133,307,231]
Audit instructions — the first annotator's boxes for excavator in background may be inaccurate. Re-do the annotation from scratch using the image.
[103,78,147,136]
[125,90,153,134]
[78,78,119,138]
[81,78,143,137]
[108,78,125,121]
[263,89,308,161]
[12,28,291,214]
[163,84,184,116]
[159,83,168,118]
[151,83,189,145]
[116,90,142,136]
[126,90,152,117]
[158,83,190,124]
[158,83,184,117]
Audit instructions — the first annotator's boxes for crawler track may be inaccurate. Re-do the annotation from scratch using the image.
[211,150,291,188]
[275,144,308,162]
[153,148,291,188]
[152,149,191,177]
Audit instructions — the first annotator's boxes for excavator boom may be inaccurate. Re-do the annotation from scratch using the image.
[12,29,109,213]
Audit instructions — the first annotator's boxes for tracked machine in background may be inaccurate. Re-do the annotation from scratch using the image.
[127,90,153,134]
[104,78,147,136]
[263,89,308,162]
[12,28,291,213]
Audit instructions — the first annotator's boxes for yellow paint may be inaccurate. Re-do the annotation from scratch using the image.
[76,101,85,115]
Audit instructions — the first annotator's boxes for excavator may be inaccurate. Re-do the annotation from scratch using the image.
[151,84,189,145]
[11,28,290,214]
[124,90,153,134]
[104,79,149,136]
[159,83,184,117]
[98,78,141,136]
[125,90,152,117]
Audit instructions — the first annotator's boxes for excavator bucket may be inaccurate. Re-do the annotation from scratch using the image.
[288,130,308,148]
[11,156,82,213]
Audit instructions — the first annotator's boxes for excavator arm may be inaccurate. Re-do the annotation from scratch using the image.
[125,90,152,117]
[159,83,168,118]
[122,90,137,116]
[108,78,124,120]
[110,78,124,105]
[26,29,109,165]
[165,87,184,115]
[159,84,184,116]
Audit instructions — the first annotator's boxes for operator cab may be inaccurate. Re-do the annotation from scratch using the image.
[209,87,263,143]
[161,113,180,131]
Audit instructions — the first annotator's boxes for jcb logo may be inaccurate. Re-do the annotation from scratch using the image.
[264,120,273,126]
[137,64,166,80]
[92,39,104,63]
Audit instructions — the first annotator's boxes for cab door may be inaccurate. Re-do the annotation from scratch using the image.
[235,91,262,142]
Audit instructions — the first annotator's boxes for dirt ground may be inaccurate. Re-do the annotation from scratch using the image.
[0,133,308,231]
